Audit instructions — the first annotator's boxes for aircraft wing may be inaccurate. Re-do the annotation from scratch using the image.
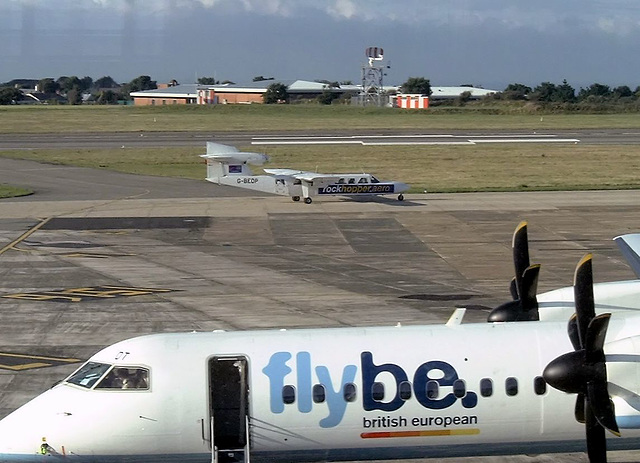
[263,168,306,177]
[263,169,335,183]
[614,233,640,278]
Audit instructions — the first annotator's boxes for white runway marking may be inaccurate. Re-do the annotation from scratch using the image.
[251,134,581,146]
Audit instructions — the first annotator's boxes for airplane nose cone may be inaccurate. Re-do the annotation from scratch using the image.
[0,399,46,456]
[398,182,410,193]
[0,387,78,458]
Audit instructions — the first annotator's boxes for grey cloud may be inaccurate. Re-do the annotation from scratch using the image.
[1,0,640,88]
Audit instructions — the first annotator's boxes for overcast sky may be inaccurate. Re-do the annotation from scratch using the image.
[2,0,640,90]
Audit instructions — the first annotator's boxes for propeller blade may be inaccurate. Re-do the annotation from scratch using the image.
[512,221,530,299]
[509,277,518,301]
[585,314,610,364]
[487,221,539,322]
[585,404,608,463]
[544,254,620,463]
[520,264,540,316]
[575,393,586,424]
[568,313,581,351]
[574,253,596,348]
[587,382,620,436]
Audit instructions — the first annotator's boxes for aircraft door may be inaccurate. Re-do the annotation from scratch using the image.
[209,356,250,463]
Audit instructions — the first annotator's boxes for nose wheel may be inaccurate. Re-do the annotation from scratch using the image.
[398,194,404,201]
[304,197,313,204]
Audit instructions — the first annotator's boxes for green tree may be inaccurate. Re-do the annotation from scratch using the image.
[37,78,59,94]
[612,85,633,99]
[400,77,431,95]
[198,77,218,85]
[79,76,93,92]
[317,88,339,105]
[57,76,81,93]
[454,91,472,106]
[0,87,23,105]
[504,83,532,94]
[578,83,611,100]
[66,86,82,105]
[263,82,288,104]
[96,90,119,105]
[502,83,532,100]
[530,82,557,102]
[128,75,157,92]
[555,80,576,103]
[94,76,119,89]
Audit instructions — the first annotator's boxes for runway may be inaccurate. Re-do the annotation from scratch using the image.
[1,128,640,150]
[1,156,640,461]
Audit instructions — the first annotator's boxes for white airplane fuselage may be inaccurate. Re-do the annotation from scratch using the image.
[3,313,640,462]
[199,142,409,203]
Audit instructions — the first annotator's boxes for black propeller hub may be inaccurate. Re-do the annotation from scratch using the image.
[543,350,606,395]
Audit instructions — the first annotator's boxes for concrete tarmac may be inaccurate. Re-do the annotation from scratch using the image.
[1,160,640,462]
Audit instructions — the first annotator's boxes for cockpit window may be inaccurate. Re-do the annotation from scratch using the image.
[65,362,112,388]
[95,367,149,390]
[371,176,380,183]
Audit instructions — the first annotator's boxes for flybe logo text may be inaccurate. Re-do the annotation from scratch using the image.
[262,351,478,428]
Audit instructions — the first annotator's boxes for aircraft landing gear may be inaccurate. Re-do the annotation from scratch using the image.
[292,196,300,202]
[398,194,404,201]
[304,197,313,204]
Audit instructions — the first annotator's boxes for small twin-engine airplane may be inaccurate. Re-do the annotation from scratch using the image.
[2,223,640,462]
[200,142,410,204]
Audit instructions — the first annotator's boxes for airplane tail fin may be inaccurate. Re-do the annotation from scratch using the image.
[614,234,640,278]
[200,142,269,179]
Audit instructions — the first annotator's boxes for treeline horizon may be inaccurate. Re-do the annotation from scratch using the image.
[1,73,640,109]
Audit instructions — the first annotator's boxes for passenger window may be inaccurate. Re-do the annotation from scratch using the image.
[343,383,357,402]
[282,385,296,404]
[95,367,149,390]
[372,382,385,401]
[534,376,547,395]
[480,378,493,397]
[426,380,439,399]
[66,362,112,389]
[453,379,466,398]
[358,177,368,183]
[313,384,326,403]
[399,381,412,400]
[506,377,518,396]
[337,178,345,184]
[348,178,355,184]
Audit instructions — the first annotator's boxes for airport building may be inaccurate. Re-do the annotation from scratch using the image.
[129,80,496,107]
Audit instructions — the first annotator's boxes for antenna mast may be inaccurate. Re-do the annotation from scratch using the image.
[354,47,387,107]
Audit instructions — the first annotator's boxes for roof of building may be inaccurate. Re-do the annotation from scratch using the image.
[429,86,497,99]
[128,81,498,100]
[129,84,198,98]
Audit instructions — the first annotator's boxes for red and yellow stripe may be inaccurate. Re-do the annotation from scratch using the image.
[361,428,480,439]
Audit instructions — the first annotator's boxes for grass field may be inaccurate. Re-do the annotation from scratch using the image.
[0,184,32,199]
[1,105,639,197]
[1,143,639,194]
[2,104,640,133]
